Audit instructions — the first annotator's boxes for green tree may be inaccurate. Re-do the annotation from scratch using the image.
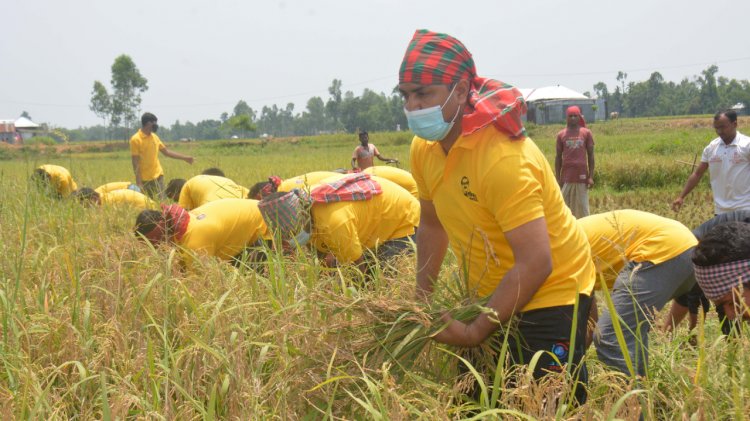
[225,114,257,138]
[233,100,256,121]
[109,55,148,138]
[698,65,720,113]
[89,81,112,136]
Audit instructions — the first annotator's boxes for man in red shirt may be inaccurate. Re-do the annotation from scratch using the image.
[554,106,595,218]
[350,130,398,170]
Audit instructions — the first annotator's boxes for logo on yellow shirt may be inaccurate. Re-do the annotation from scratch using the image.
[460,177,478,202]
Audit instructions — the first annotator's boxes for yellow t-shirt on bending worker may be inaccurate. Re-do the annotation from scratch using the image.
[38,164,78,197]
[362,166,419,199]
[129,129,165,182]
[410,126,595,312]
[95,181,133,195]
[579,210,698,289]
[310,177,420,264]
[100,189,156,209]
[178,175,250,210]
[277,171,340,193]
[179,198,271,262]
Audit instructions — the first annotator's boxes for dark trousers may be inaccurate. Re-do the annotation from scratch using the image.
[143,175,165,200]
[461,294,592,406]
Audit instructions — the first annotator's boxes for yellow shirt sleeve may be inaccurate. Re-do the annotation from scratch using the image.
[178,182,194,209]
[312,207,362,264]
[409,137,431,201]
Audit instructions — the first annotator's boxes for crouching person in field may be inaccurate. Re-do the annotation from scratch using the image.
[134,198,271,267]
[400,29,594,405]
[165,174,250,210]
[32,164,78,198]
[248,172,339,200]
[73,187,156,209]
[662,210,750,335]
[258,173,419,275]
[693,221,750,332]
[580,210,698,377]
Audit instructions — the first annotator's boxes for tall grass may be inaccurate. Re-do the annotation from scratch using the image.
[0,116,749,418]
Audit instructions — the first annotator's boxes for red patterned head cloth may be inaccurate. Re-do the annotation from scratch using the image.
[142,204,191,245]
[260,175,283,198]
[399,29,527,138]
[310,173,382,203]
[694,259,750,301]
[566,106,587,128]
[258,189,311,238]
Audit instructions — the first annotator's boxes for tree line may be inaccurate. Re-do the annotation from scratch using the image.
[66,55,750,142]
[593,66,749,117]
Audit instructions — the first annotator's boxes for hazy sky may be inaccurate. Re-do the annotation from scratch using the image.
[2,0,749,128]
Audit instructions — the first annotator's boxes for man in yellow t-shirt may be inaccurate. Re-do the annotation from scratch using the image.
[165,175,250,210]
[399,29,594,402]
[134,199,271,265]
[73,187,156,209]
[258,175,419,272]
[130,112,194,200]
[579,210,697,376]
[362,166,418,199]
[34,164,78,197]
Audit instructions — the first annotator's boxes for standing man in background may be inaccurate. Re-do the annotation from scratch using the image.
[672,110,750,214]
[130,112,194,200]
[351,130,398,170]
[555,106,595,218]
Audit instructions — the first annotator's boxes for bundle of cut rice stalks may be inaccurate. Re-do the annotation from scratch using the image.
[347,293,509,376]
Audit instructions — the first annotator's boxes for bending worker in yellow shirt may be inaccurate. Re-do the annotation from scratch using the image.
[134,198,271,266]
[73,186,156,209]
[579,210,697,377]
[258,173,419,273]
[33,164,78,198]
[165,174,249,210]
[130,112,194,200]
[399,29,595,403]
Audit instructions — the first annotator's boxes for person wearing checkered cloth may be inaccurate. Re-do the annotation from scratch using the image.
[693,221,750,330]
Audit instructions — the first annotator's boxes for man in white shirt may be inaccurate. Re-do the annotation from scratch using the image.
[672,110,750,214]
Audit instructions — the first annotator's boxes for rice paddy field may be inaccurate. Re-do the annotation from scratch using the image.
[1,116,749,420]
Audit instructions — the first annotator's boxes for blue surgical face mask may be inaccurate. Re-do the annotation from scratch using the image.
[294,229,311,246]
[404,84,460,141]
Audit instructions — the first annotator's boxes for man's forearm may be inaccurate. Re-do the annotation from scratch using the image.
[416,225,448,298]
[131,157,142,185]
[678,173,701,199]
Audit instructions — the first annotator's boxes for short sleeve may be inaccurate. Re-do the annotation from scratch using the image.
[701,143,712,163]
[129,136,139,155]
[482,154,545,232]
[352,147,359,159]
[317,219,362,264]
[409,138,431,201]
[155,135,166,150]
[555,132,563,154]
[372,145,380,155]
[178,186,193,210]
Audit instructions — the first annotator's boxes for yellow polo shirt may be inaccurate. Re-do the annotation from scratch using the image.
[362,166,419,199]
[310,177,420,264]
[100,189,156,209]
[129,129,165,182]
[410,126,595,311]
[178,175,250,210]
[39,164,78,197]
[579,210,698,289]
[180,198,271,261]
[95,181,133,195]
[278,171,340,193]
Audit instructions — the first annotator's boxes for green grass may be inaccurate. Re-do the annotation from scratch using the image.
[0,116,749,419]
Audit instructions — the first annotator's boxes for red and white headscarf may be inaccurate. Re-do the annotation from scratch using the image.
[399,29,527,138]
[142,204,190,245]
[694,259,750,300]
